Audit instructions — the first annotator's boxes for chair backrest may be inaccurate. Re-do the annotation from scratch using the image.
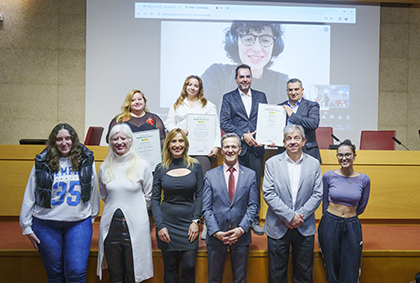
[315,126,333,149]
[84,126,104,146]
[360,130,396,150]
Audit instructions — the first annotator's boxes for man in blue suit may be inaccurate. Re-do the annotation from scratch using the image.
[220,64,267,234]
[202,133,259,283]
[278,78,322,163]
[263,124,323,283]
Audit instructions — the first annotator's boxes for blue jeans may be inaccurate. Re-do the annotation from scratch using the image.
[32,217,93,283]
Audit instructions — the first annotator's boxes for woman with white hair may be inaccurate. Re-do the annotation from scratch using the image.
[97,123,153,282]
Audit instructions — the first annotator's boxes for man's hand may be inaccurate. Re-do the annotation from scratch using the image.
[214,231,231,244]
[243,131,263,147]
[287,212,304,229]
[283,105,294,117]
[226,228,244,245]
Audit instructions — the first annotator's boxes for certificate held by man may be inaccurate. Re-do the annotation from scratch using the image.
[186,114,216,156]
[256,104,286,146]
[132,129,161,171]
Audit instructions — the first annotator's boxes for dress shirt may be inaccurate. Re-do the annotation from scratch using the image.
[223,162,239,193]
[239,89,252,118]
[166,98,221,147]
[286,99,301,125]
[286,153,303,210]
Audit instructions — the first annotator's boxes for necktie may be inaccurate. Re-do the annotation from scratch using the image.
[228,167,235,202]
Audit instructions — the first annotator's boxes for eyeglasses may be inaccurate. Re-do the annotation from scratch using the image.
[239,34,276,48]
[336,153,353,159]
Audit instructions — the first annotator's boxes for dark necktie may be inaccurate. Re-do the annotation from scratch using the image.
[228,167,235,202]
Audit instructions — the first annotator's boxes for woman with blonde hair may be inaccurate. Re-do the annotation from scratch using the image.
[97,123,153,282]
[151,128,203,283]
[106,89,165,148]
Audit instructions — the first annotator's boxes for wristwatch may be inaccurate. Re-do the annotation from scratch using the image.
[192,219,201,225]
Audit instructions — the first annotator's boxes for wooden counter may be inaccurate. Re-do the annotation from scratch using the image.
[1,145,419,220]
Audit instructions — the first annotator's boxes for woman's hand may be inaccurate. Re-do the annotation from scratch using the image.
[188,222,199,242]
[182,129,189,136]
[158,228,171,243]
[26,233,41,250]
[208,147,219,157]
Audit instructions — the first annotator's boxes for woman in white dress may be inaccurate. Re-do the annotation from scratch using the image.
[97,123,153,282]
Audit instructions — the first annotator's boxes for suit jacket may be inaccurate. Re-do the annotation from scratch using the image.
[202,164,259,247]
[279,98,322,163]
[263,152,323,239]
[220,88,267,157]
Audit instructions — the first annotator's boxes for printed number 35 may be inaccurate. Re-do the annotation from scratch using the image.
[51,181,81,206]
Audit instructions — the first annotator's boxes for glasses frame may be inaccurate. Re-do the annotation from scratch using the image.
[239,34,276,48]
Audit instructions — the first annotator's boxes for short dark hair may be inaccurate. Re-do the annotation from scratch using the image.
[287,78,303,89]
[225,21,285,68]
[235,64,252,78]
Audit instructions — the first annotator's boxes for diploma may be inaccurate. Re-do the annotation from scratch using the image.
[186,114,216,156]
[132,129,161,171]
[256,103,286,145]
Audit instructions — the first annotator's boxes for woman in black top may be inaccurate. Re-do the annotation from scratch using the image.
[106,89,166,148]
[152,128,203,283]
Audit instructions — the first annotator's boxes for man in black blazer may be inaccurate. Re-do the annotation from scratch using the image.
[278,78,322,163]
[220,64,267,235]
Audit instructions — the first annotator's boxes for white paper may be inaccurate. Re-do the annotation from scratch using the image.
[256,103,286,145]
[186,114,216,156]
[132,129,161,171]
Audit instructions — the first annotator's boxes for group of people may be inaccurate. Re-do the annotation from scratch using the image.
[19,63,370,283]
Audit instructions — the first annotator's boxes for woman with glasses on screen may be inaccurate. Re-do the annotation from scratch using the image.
[201,21,289,109]
[318,139,371,283]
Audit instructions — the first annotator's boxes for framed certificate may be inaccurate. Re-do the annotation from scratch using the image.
[186,114,216,156]
[256,103,286,146]
[132,129,161,171]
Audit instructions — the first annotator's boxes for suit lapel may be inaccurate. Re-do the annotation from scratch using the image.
[295,98,307,116]
[231,165,245,204]
[249,89,259,120]
[279,153,293,198]
[233,89,249,120]
[217,166,231,204]
[297,154,307,194]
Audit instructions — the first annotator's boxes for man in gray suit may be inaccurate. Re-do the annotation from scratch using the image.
[202,133,259,283]
[263,124,323,283]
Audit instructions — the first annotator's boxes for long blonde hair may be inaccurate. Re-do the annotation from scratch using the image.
[173,75,207,110]
[116,89,150,123]
[100,124,143,184]
[160,128,197,170]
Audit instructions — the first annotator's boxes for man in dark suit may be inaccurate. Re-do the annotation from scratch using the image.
[220,64,267,234]
[278,78,322,163]
[202,133,259,283]
[263,124,323,283]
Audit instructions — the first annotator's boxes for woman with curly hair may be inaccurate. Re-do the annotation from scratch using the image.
[20,123,99,282]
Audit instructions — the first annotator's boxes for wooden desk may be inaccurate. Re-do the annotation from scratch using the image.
[1,145,419,220]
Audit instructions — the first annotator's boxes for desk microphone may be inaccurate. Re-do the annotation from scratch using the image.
[331,134,341,142]
[392,137,409,150]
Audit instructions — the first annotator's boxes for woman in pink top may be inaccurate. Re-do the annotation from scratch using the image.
[318,139,370,283]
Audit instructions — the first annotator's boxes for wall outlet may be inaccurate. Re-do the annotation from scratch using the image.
[0,14,3,22]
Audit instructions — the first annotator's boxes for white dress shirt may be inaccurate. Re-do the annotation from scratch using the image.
[239,89,252,118]
[286,153,303,210]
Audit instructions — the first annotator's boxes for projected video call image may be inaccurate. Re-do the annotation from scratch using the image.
[160,20,331,110]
